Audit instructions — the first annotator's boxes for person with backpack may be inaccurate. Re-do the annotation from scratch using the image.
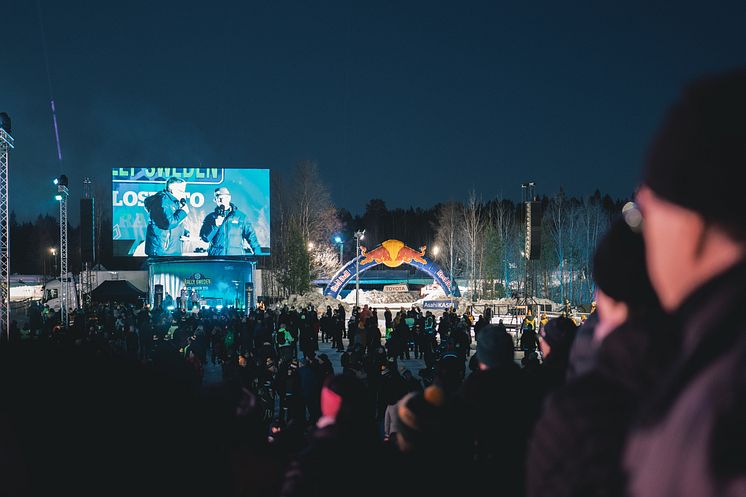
[276,323,294,363]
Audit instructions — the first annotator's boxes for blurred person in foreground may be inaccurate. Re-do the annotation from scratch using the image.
[624,69,746,497]
[280,374,384,497]
[527,217,673,497]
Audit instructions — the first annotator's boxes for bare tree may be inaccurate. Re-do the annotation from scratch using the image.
[494,197,515,290]
[549,188,568,302]
[310,246,341,279]
[267,161,341,297]
[461,190,484,301]
[578,192,608,303]
[292,160,338,244]
[433,201,461,284]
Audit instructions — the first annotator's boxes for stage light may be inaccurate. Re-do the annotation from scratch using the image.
[216,305,223,310]
[334,236,342,244]
[166,305,175,311]
[54,194,62,201]
[53,178,59,185]
[0,112,11,133]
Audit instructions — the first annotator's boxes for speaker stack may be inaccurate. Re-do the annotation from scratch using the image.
[154,284,164,309]
[529,201,542,260]
[80,198,95,263]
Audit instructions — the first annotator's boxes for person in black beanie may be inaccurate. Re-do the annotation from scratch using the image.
[460,325,542,497]
[536,316,577,394]
[279,375,385,497]
[624,69,746,497]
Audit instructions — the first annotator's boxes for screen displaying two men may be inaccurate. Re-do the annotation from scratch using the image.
[112,167,270,257]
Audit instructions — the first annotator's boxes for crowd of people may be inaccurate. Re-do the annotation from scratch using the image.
[2,70,746,497]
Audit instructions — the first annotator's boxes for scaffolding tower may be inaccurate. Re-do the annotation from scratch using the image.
[58,181,69,327]
[0,125,13,339]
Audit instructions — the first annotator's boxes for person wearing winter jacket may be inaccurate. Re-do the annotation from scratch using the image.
[143,177,189,256]
[275,324,294,363]
[199,187,262,256]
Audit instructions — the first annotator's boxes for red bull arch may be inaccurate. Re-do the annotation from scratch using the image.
[323,239,461,298]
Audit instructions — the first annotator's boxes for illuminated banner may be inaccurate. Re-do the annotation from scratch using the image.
[422,300,456,311]
[148,260,253,309]
[323,239,461,298]
[113,167,224,184]
[112,167,270,258]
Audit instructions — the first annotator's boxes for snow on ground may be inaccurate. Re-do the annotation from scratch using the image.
[341,289,419,305]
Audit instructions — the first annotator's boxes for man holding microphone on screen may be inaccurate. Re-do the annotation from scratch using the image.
[200,187,263,256]
[143,177,190,256]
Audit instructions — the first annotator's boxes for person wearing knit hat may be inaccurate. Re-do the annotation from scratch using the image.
[476,325,515,370]
[539,316,577,360]
[622,70,746,497]
[280,374,387,497]
[592,217,661,344]
[394,385,447,453]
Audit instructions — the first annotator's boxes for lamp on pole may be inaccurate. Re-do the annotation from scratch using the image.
[334,236,343,265]
[50,247,57,277]
[354,230,365,309]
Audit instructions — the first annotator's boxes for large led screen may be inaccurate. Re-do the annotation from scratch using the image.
[112,167,270,257]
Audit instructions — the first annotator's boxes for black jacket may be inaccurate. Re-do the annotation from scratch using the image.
[527,316,672,497]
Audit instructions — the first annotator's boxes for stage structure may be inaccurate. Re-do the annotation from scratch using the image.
[518,182,540,314]
[0,116,13,338]
[323,239,461,299]
[80,177,95,304]
[148,258,256,311]
[55,175,70,327]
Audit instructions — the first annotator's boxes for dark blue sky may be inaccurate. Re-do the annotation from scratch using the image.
[3,0,745,222]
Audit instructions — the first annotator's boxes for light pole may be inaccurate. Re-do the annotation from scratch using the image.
[334,236,343,265]
[50,247,57,278]
[354,230,365,309]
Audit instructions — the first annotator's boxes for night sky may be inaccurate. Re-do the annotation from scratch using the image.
[3,0,745,222]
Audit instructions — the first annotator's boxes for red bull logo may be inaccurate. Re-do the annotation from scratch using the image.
[359,239,427,268]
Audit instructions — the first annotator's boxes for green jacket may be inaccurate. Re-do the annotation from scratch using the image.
[276,327,294,347]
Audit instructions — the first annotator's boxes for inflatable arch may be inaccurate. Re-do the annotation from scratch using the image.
[323,239,461,298]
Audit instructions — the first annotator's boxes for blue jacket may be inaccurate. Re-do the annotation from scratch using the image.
[199,203,262,256]
[144,190,187,256]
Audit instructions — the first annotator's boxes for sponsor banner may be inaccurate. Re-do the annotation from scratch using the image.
[322,239,461,298]
[383,284,409,293]
[422,300,456,311]
[113,167,225,184]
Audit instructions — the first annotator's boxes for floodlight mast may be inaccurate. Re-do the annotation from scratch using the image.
[57,180,69,328]
[0,121,14,339]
